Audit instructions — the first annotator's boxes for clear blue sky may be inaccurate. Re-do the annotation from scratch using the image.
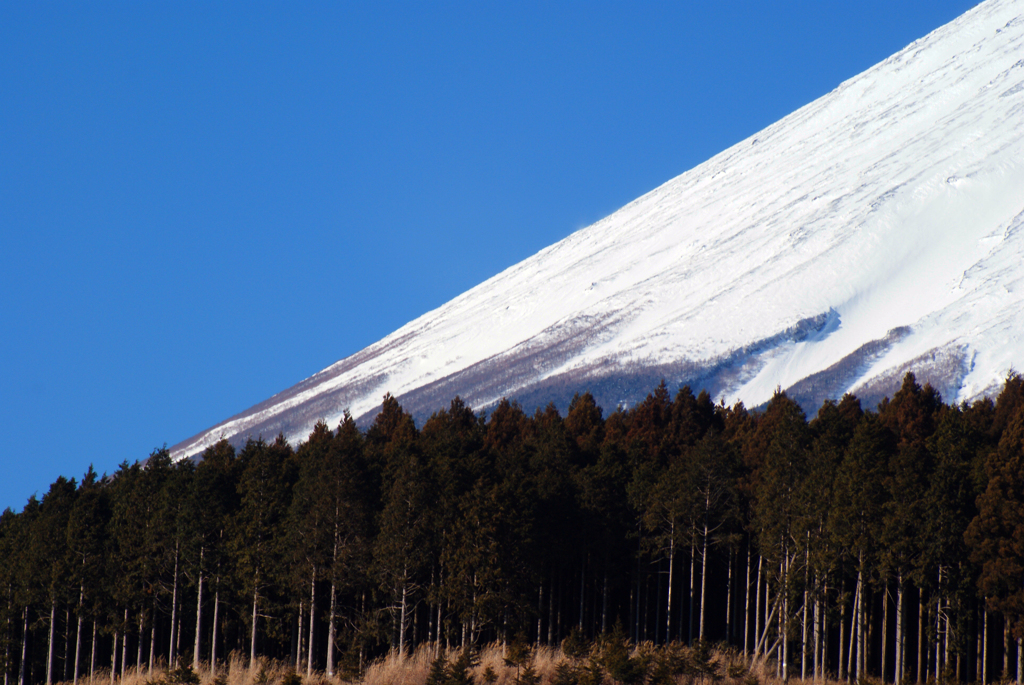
[0,1,978,512]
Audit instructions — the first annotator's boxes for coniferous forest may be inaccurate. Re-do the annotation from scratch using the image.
[4,373,1024,685]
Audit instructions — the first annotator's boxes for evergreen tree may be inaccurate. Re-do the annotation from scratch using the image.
[422,397,484,647]
[830,411,893,681]
[370,395,429,654]
[572,396,630,641]
[0,508,21,685]
[804,395,861,679]
[968,394,1024,635]
[751,391,813,679]
[923,404,982,673]
[877,375,941,683]
[325,413,373,674]
[451,399,537,641]
[233,436,294,667]
[10,496,42,685]
[33,477,77,685]
[688,431,740,642]
[65,467,111,683]
[193,439,238,675]
[289,421,335,675]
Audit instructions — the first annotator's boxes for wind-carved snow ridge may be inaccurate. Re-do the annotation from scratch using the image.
[171,0,1024,461]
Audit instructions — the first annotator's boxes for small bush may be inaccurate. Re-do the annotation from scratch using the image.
[167,665,201,685]
[687,641,722,683]
[519,663,541,685]
[505,637,532,670]
[597,628,646,685]
[578,658,605,685]
[726,662,747,679]
[562,629,590,662]
[481,665,499,685]
[647,643,687,685]
[449,646,478,685]
[551,662,580,685]
[427,655,449,685]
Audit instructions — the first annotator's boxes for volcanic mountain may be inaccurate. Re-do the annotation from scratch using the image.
[171,0,1024,462]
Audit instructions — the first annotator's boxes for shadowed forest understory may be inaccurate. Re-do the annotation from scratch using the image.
[4,372,1024,685]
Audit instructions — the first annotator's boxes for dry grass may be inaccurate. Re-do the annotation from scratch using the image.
[361,646,436,685]
[58,643,848,685]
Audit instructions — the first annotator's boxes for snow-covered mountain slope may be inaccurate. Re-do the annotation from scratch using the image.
[171,0,1024,461]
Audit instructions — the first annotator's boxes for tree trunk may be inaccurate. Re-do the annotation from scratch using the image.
[666,521,675,643]
[91,620,97,684]
[296,601,304,671]
[307,567,316,677]
[755,555,763,659]
[779,568,786,680]
[944,601,951,675]
[801,546,809,680]
[839,593,847,681]
[918,593,925,683]
[726,549,734,645]
[194,547,204,670]
[399,569,409,657]
[699,524,709,641]
[148,602,155,676]
[427,569,434,648]
[210,591,220,677]
[537,579,544,646]
[935,579,942,678]
[327,581,337,677]
[813,587,821,681]
[855,566,864,682]
[824,582,831,679]
[120,609,127,680]
[943,597,950,674]
[882,578,889,683]
[110,629,118,685]
[74,586,83,685]
[47,600,56,685]
[250,586,259,670]
[982,609,988,684]
[1005,618,1011,682]
[752,581,778,662]
[688,542,696,644]
[4,588,9,685]
[767,567,775,660]
[175,604,181,666]
[135,612,142,673]
[1016,636,1021,685]
[848,584,859,681]
[744,545,752,656]
[895,574,904,685]
[169,543,179,666]
[439,591,445,651]
[18,607,28,685]
[63,607,71,682]
[782,556,789,683]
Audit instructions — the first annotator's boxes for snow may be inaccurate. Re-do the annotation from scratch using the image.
[171,0,1024,461]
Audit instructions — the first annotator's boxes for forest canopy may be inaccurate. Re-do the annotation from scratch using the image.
[3,373,1024,685]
